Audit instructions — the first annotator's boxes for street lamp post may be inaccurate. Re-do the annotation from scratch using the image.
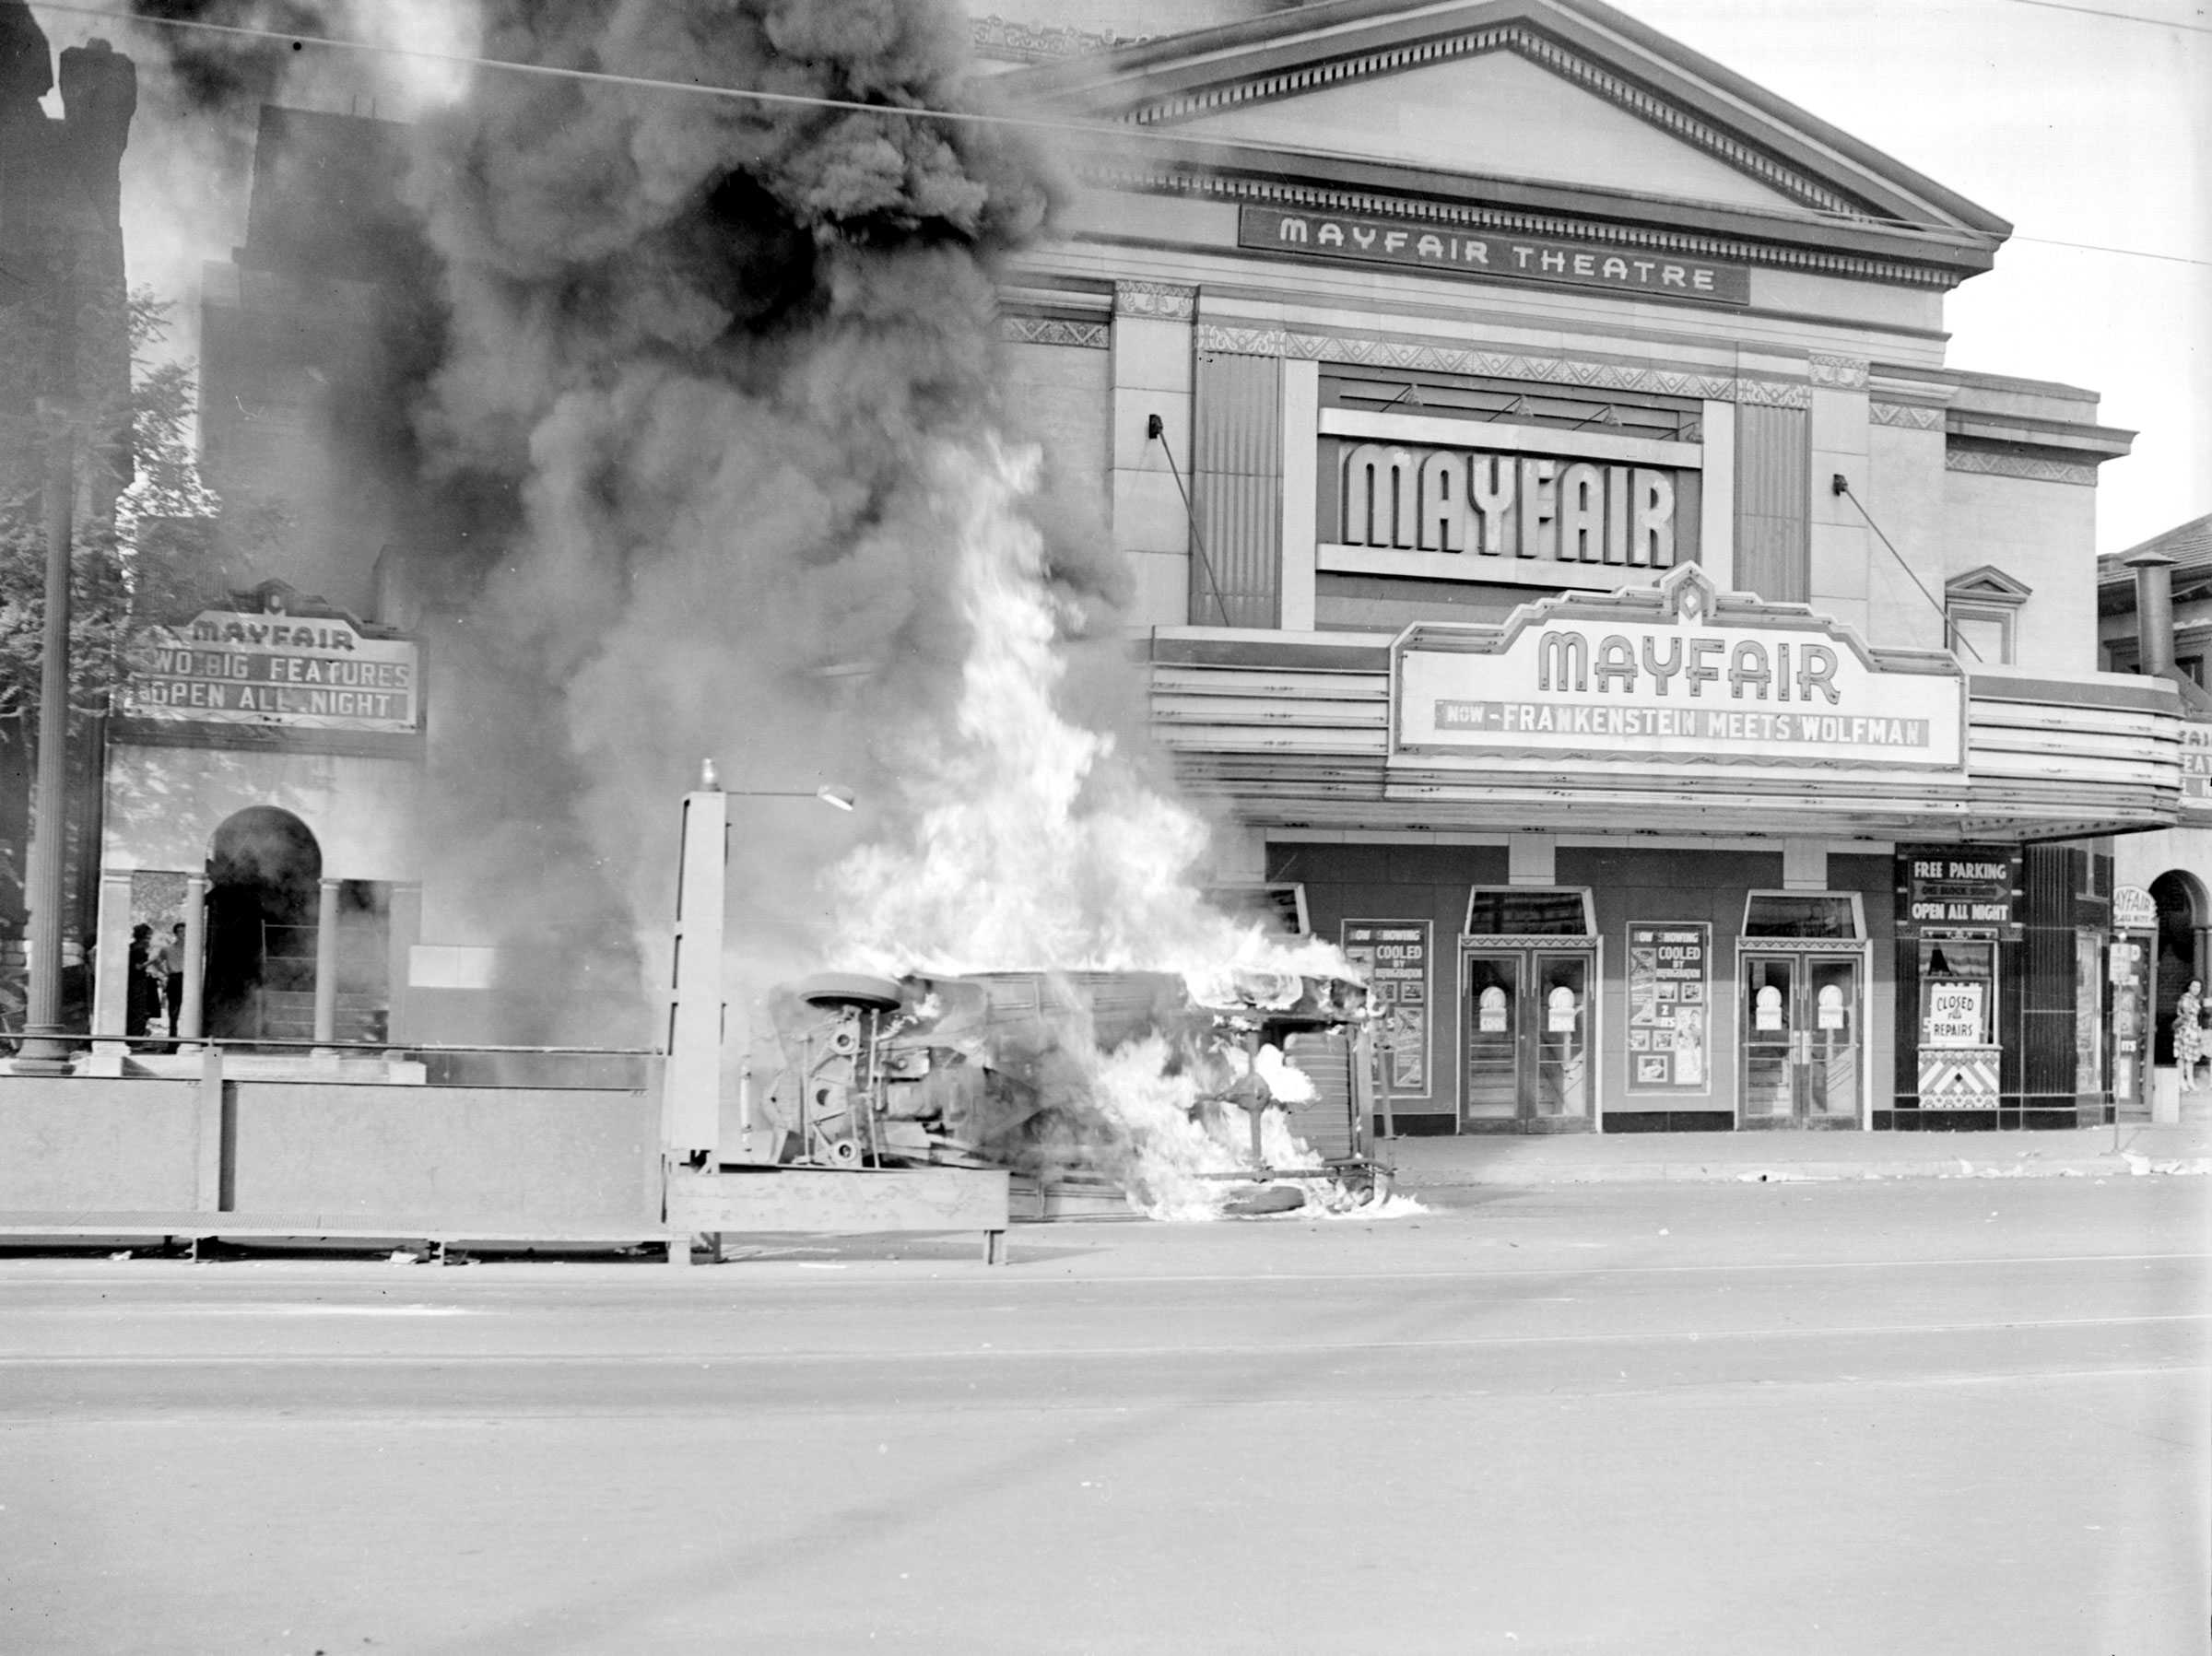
[661,760,856,1216]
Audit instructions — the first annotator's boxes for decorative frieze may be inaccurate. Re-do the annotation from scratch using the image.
[1733,377,1814,410]
[1945,447,2097,487]
[1113,280,1196,321]
[1870,402,1945,431]
[1197,324,1289,359]
[1809,354,1871,389]
[970,16,1142,61]
[999,315,1110,350]
[1193,321,1808,407]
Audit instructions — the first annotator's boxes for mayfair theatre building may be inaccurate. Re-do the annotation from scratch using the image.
[980,0,2200,1133]
[76,0,2203,1130]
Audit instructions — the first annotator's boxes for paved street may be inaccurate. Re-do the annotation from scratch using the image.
[1,1180,2205,1655]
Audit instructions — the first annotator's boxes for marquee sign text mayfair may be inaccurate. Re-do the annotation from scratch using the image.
[1394,569,1966,771]
[1240,206,1751,305]
[1337,440,1684,569]
[124,610,420,734]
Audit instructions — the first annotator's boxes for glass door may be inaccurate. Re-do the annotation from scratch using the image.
[1741,953,1862,1125]
[1463,947,1596,1131]
[1464,953,1521,1123]
[1533,952,1592,1124]
[1742,954,1797,1122]
[1804,956,1861,1124]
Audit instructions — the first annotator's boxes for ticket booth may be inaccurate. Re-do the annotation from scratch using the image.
[1897,847,2022,1123]
[1460,887,1598,1133]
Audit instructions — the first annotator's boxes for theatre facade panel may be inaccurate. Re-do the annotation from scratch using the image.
[987,0,2189,1130]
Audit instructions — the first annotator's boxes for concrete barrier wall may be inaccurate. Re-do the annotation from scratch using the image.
[226,1084,659,1224]
[0,1076,659,1232]
[0,1077,203,1211]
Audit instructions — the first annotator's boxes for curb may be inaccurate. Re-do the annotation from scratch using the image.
[1394,1155,2212,1188]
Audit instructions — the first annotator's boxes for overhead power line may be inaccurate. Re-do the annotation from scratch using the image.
[2003,0,2212,33]
[28,0,1085,136]
[2007,235,2209,267]
[31,1,2212,270]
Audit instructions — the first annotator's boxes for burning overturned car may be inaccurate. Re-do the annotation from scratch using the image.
[752,967,1390,1220]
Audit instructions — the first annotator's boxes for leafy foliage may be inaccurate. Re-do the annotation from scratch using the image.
[0,289,231,718]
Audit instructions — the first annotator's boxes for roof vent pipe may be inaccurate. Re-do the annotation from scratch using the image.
[2123,548,2178,680]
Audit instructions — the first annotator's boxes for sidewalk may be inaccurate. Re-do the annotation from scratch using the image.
[1383,1119,2212,1187]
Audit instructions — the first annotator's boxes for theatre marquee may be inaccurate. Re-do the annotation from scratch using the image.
[1392,565,1967,773]
[121,606,421,735]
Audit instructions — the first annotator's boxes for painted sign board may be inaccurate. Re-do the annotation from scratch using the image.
[2112,886,2159,933]
[1239,206,1751,305]
[123,609,420,734]
[2183,722,2211,805]
[1626,923,1709,1094]
[1898,846,2023,939]
[1394,564,1967,773]
[1340,919,1431,1101]
[1924,982,1987,1047]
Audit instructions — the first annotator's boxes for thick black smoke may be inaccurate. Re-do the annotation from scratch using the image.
[395,0,1112,1040]
[127,0,321,110]
[111,0,1200,1043]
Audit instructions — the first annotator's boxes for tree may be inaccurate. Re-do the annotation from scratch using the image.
[0,288,229,720]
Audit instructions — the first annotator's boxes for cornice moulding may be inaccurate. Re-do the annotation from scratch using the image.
[1076,162,1978,288]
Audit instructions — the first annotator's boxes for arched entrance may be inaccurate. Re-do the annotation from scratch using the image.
[2151,869,2209,1065]
[204,807,322,1043]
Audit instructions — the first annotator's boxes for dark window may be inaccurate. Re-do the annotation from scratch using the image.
[1743,893,1861,939]
[1465,887,1593,936]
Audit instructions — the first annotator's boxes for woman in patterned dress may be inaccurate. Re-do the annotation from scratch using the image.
[2176,981,2206,1093]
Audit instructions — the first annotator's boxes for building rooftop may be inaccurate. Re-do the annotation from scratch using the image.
[2100,514,2212,594]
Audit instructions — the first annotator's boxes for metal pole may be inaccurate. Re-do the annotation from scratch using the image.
[661,771,729,1164]
[1374,1014,1398,1143]
[14,410,76,1074]
[312,876,341,1051]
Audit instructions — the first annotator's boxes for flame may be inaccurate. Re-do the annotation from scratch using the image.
[828,438,1347,982]
[824,439,1373,1219]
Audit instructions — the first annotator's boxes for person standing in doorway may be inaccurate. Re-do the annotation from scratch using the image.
[2176,981,2206,1094]
[125,924,157,1039]
[158,922,189,1040]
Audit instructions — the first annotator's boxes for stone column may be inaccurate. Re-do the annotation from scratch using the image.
[89,870,133,1039]
[177,872,207,1047]
[312,876,341,1050]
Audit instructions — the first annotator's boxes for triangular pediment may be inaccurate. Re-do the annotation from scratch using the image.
[997,0,2007,276]
[1164,45,1807,213]
[1944,566,2033,604]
